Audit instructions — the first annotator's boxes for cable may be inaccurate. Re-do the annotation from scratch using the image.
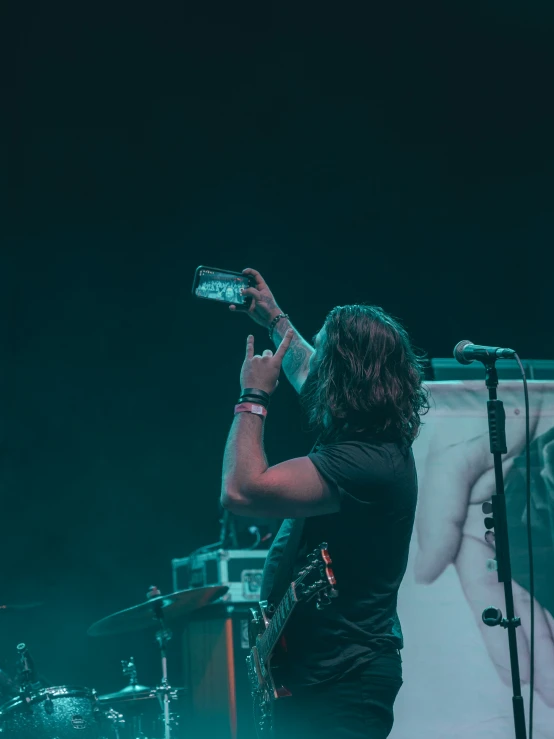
[514,353,533,739]
[246,526,262,550]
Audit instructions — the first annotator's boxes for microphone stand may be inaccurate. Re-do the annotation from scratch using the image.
[219,508,238,549]
[480,361,527,739]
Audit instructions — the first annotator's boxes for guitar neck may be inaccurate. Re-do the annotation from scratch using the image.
[258,584,297,665]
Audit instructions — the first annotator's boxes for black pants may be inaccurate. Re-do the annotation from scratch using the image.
[272,651,403,739]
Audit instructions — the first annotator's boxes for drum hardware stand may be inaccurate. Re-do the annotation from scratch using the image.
[16,644,33,688]
[88,585,224,739]
[121,656,139,687]
[154,619,174,739]
[121,657,147,739]
[15,643,41,700]
[147,587,180,739]
[103,706,126,739]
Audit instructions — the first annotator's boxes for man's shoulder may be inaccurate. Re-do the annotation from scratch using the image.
[308,435,410,496]
[316,433,412,463]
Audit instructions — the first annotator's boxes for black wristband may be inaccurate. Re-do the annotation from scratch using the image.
[241,387,271,402]
[240,392,269,401]
[268,313,289,341]
[238,396,269,408]
[239,393,269,407]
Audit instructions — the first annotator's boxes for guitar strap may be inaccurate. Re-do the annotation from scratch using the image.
[266,517,305,608]
[265,435,326,607]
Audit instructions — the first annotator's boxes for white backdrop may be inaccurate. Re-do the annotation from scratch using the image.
[392,381,554,739]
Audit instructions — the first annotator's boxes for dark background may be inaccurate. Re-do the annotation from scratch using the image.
[1,0,553,697]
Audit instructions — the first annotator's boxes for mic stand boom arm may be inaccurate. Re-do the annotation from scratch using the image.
[481,361,527,739]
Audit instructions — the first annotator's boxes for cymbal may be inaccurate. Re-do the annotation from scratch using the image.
[98,684,185,704]
[98,684,153,703]
[87,586,228,637]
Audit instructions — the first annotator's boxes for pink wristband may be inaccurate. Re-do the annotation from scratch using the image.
[234,402,268,417]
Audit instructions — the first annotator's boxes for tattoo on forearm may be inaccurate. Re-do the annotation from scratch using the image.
[284,337,311,375]
[273,319,313,383]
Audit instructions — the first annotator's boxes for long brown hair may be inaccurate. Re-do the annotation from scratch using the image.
[300,305,429,445]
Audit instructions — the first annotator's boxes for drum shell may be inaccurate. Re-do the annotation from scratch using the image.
[0,686,104,739]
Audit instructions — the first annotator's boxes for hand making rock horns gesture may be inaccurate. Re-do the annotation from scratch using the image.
[240,329,294,396]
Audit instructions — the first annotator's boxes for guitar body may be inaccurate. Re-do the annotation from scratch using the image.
[245,544,337,739]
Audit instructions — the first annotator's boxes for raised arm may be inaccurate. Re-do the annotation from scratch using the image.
[230,268,314,393]
[269,315,313,393]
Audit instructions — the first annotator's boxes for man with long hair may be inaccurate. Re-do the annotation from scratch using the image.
[221,268,428,739]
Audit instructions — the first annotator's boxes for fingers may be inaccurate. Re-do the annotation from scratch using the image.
[459,473,554,705]
[414,384,550,585]
[262,349,273,358]
[229,287,260,314]
[513,582,554,706]
[455,535,530,685]
[415,433,492,584]
[240,286,262,299]
[274,329,294,362]
[457,533,554,705]
[246,334,254,359]
[242,268,267,290]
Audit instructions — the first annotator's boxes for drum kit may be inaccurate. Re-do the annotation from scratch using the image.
[0,584,228,739]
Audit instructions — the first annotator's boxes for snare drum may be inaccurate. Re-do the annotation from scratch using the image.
[0,685,105,738]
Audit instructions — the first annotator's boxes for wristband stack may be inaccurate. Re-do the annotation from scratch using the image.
[239,387,270,407]
[235,387,271,417]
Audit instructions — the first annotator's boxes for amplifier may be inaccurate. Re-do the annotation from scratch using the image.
[172,549,267,603]
[181,602,257,739]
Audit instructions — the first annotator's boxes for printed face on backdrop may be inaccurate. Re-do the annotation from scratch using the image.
[413,380,554,732]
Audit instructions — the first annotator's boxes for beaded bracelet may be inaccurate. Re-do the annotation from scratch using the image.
[268,313,289,342]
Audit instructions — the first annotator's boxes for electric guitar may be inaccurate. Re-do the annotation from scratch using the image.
[246,542,338,737]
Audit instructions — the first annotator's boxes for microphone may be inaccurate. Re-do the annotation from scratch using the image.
[453,340,516,366]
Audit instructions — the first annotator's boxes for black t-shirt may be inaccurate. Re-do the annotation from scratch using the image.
[260,432,418,687]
